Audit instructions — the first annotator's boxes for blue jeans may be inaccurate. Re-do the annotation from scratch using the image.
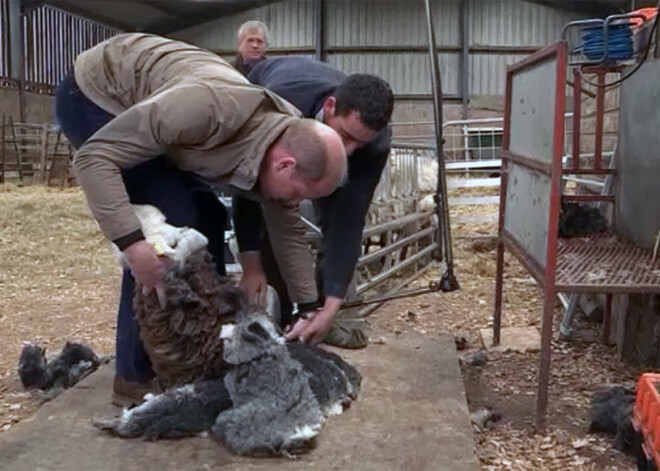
[55,71,227,382]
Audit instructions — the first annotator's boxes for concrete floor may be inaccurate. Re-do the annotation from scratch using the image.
[0,332,478,471]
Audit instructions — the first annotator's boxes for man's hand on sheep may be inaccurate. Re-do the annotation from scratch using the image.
[123,240,169,307]
[284,297,342,345]
[113,205,211,309]
[238,252,268,306]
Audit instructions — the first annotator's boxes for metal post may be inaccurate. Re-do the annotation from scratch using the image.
[492,245,504,346]
[424,0,459,292]
[314,0,325,62]
[603,293,613,344]
[1,114,5,183]
[536,288,555,431]
[572,69,581,171]
[459,0,469,119]
[536,42,568,432]
[8,0,25,122]
[594,71,605,170]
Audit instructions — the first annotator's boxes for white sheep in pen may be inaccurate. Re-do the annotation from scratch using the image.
[362,155,439,267]
[94,205,362,457]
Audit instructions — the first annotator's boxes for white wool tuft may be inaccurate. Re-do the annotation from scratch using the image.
[121,407,133,421]
[288,423,321,441]
[325,402,344,417]
[178,384,196,395]
[143,393,156,402]
[220,324,236,339]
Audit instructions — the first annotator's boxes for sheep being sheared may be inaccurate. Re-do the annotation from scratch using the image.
[94,310,361,456]
[18,341,101,398]
[112,204,248,388]
[94,204,362,456]
[134,249,247,388]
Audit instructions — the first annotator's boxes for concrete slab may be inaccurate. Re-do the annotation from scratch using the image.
[480,326,541,353]
[0,333,478,471]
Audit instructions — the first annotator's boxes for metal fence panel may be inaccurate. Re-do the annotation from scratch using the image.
[0,5,120,93]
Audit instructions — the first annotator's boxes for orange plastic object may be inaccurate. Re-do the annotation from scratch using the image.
[630,8,658,29]
[633,372,660,467]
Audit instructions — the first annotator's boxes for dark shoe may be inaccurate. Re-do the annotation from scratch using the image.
[112,375,162,408]
[323,321,369,349]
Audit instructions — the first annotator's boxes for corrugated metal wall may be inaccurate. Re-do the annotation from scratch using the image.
[326,1,460,46]
[174,1,315,50]
[171,0,582,98]
[469,0,580,96]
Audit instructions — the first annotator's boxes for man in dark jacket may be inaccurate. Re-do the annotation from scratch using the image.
[233,56,394,348]
[232,20,268,77]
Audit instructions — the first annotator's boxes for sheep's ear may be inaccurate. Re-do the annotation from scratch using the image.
[246,322,271,342]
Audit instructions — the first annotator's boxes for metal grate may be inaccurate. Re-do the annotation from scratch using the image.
[555,235,660,293]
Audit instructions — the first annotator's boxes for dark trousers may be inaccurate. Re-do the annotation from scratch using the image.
[261,232,326,328]
[232,196,324,328]
[55,71,227,382]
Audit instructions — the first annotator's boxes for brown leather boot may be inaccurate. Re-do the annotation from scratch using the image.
[112,375,162,408]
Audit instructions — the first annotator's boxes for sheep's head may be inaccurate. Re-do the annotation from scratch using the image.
[220,310,285,365]
[18,342,48,389]
[60,341,100,368]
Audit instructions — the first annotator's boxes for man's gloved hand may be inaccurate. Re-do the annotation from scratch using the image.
[123,239,169,307]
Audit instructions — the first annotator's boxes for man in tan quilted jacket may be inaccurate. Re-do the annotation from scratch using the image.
[55,33,347,405]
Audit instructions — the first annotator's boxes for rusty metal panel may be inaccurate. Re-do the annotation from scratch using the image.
[326,0,460,47]
[172,0,314,50]
[509,56,558,164]
[504,162,551,268]
[327,51,459,96]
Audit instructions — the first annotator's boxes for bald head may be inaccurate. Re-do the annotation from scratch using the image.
[259,119,347,206]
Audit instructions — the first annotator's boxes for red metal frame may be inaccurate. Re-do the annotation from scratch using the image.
[572,69,581,172]
[493,41,567,431]
[562,194,615,203]
[501,150,553,176]
[494,42,660,433]
[594,72,605,170]
[563,169,616,175]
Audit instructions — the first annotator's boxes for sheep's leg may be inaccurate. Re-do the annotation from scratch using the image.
[93,379,231,439]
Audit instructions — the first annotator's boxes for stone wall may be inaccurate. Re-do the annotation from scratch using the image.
[0,88,56,124]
